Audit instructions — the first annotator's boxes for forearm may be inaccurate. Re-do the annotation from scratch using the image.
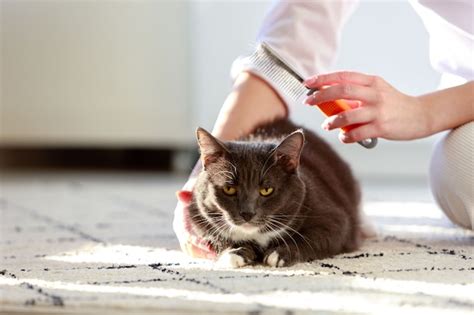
[215,1,358,141]
[211,72,287,140]
[421,81,474,135]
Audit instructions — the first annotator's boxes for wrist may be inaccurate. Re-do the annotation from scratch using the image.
[414,94,437,137]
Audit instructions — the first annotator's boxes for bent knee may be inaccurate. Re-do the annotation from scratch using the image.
[429,122,473,230]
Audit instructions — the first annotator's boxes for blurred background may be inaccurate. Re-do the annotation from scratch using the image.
[1,0,442,181]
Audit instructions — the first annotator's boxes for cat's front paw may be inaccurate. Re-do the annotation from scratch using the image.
[264,250,286,267]
[264,248,297,267]
[216,247,253,268]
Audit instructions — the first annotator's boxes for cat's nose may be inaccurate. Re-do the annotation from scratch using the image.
[239,210,255,222]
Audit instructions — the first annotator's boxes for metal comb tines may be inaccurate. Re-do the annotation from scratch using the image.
[249,45,308,101]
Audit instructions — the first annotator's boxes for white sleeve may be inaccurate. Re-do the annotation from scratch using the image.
[231,0,359,107]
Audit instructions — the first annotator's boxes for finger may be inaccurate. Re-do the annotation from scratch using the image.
[185,242,206,259]
[305,71,375,89]
[186,242,217,260]
[306,84,377,105]
[176,190,193,203]
[187,235,217,259]
[322,107,376,131]
[339,124,379,143]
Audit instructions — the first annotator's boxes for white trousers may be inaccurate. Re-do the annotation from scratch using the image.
[430,122,474,230]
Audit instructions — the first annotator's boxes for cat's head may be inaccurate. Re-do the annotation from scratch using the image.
[194,127,306,239]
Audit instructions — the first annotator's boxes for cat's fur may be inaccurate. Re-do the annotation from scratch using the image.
[188,118,362,267]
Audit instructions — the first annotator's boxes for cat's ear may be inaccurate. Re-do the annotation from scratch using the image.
[196,127,229,169]
[274,129,305,173]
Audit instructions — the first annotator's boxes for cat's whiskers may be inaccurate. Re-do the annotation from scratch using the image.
[195,200,229,236]
[189,205,230,242]
[190,218,214,228]
[264,219,293,262]
[207,226,225,243]
[279,230,300,262]
[191,217,218,236]
[282,224,315,255]
[268,216,315,255]
[267,218,298,253]
[271,213,326,219]
[209,170,235,182]
[228,224,236,241]
[206,218,228,242]
[189,212,221,224]
[227,161,238,176]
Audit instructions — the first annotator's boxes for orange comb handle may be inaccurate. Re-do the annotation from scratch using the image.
[317,100,361,132]
[308,88,377,149]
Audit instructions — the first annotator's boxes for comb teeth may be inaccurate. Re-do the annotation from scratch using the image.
[248,45,309,102]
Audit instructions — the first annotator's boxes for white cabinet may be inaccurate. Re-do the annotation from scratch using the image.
[1,1,192,148]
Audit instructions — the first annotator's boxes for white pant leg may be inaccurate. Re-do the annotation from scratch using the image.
[429,122,474,230]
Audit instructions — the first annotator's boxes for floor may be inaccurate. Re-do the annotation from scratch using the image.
[0,170,473,314]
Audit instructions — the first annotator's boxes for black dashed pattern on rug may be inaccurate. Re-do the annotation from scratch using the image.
[1,172,473,314]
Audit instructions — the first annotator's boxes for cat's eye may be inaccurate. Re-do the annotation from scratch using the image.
[223,186,237,196]
[259,187,274,196]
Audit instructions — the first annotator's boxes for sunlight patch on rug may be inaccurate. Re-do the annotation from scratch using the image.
[45,244,201,266]
[1,277,470,315]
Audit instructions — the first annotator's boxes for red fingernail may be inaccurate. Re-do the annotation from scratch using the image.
[176,190,193,202]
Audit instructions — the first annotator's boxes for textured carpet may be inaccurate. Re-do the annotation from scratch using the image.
[0,171,473,315]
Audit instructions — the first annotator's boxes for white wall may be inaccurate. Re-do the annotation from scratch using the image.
[189,0,442,180]
[1,1,192,147]
[188,1,270,130]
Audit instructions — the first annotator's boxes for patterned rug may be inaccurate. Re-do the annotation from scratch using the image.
[1,171,473,314]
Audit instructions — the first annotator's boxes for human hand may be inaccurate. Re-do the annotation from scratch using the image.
[304,71,431,143]
[173,183,217,260]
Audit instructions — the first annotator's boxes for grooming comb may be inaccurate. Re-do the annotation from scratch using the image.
[248,43,377,149]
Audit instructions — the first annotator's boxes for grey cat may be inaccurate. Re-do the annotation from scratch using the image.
[188,118,363,267]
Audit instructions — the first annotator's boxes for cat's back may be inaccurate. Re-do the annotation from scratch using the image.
[248,118,360,207]
[248,118,351,174]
